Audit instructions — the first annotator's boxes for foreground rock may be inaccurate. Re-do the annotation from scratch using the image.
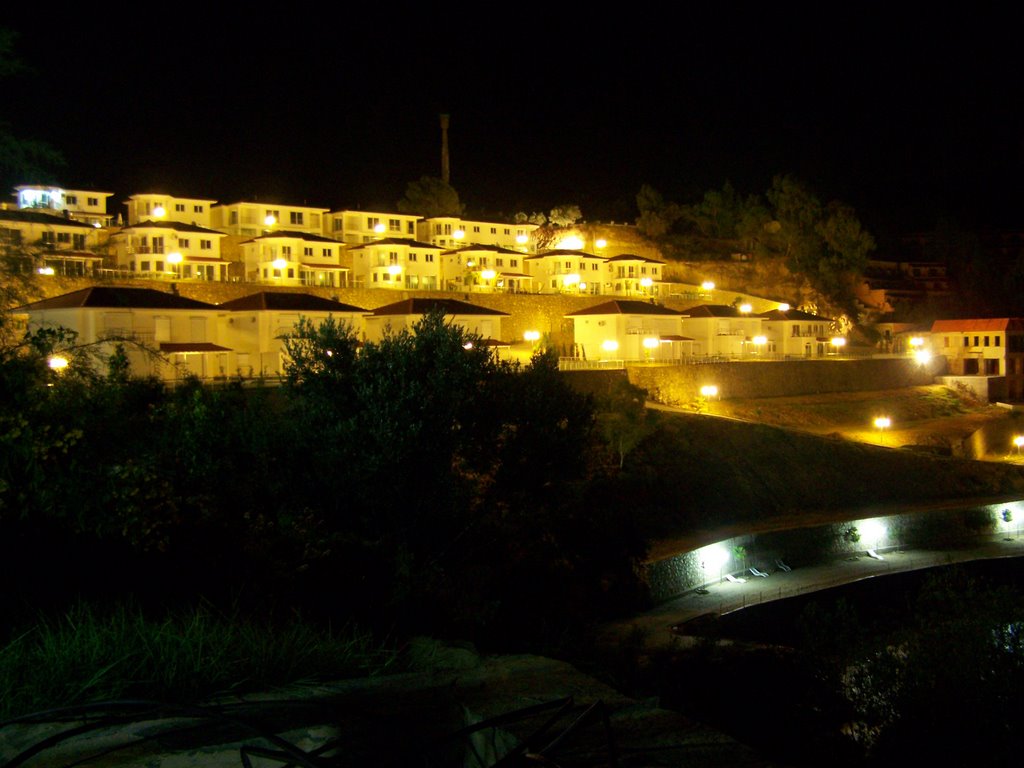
[0,650,774,766]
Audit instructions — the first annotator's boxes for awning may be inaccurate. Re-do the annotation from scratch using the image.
[659,335,695,342]
[159,342,231,353]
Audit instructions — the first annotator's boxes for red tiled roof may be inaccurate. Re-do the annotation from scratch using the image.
[931,318,1024,332]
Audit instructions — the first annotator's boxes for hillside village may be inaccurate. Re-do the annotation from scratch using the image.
[3,183,1023,404]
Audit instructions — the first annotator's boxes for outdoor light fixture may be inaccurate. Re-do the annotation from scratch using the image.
[909,337,924,348]
[37,267,55,276]
[579,282,588,290]
[739,304,752,314]
[601,340,619,352]
[558,235,584,250]
[272,258,288,270]
[1015,436,1024,454]
[516,234,528,244]
[701,281,715,291]
[643,337,659,349]
[874,416,891,430]
[700,385,718,398]
[264,215,276,227]
[466,260,475,268]
[481,269,497,280]
[463,342,473,350]
[595,238,607,248]
[152,205,166,218]
[640,277,653,287]
[373,223,386,233]
[453,229,465,240]
[167,252,183,264]
[831,337,847,349]
[778,303,790,311]
[914,349,932,365]
[562,273,580,286]
[387,264,402,276]
[523,330,541,342]
[48,355,69,370]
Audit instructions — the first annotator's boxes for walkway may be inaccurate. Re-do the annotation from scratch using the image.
[598,532,1024,651]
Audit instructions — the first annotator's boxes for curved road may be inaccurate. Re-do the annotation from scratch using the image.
[598,532,1024,651]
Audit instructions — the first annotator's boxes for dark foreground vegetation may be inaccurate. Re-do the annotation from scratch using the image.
[5,310,1024,727]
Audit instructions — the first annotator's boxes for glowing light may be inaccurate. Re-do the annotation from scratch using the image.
[601,340,619,352]
[167,252,183,264]
[914,349,932,365]
[453,228,465,240]
[752,335,767,346]
[700,385,718,398]
[909,336,924,348]
[387,264,402,276]
[640,277,653,287]
[874,416,891,430]
[481,269,497,280]
[557,235,584,250]
[643,337,659,349]
[831,337,847,348]
[37,267,55,276]
[778,303,790,311]
[264,214,277,226]
[698,543,729,572]
[272,258,288,270]
[516,234,528,244]
[562,273,580,286]
[152,205,166,218]
[523,330,541,342]
[857,517,888,548]
[48,355,69,370]
[466,260,475,268]
[701,281,715,291]
[1015,436,1024,454]
[462,341,473,350]
[93,222,101,228]
[595,238,607,248]
[738,303,752,314]
[373,222,385,233]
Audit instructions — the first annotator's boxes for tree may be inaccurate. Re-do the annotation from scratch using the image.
[396,176,464,218]
[595,378,658,469]
[548,205,582,227]
[635,184,682,239]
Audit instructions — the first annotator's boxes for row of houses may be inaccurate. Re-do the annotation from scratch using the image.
[15,286,846,382]
[3,186,668,297]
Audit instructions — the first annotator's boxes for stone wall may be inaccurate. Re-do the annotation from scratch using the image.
[625,357,944,406]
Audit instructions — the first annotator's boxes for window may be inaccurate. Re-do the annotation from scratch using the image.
[504,228,510,235]
[496,258,503,267]
[140,260,150,272]
[87,197,98,207]
[152,236,165,254]
[996,336,1002,347]
[389,251,399,264]
[480,257,488,266]
[282,246,292,256]
[230,211,239,225]
[321,248,331,257]
[178,238,190,249]
[974,336,980,347]
[194,205,204,213]
[288,268,294,278]
[73,233,86,250]
[407,222,415,234]
[65,195,77,205]
[473,226,480,233]
[434,223,442,234]
[333,218,343,231]
[57,231,70,243]
[591,263,598,271]
[409,252,417,262]
[200,239,212,250]
[155,260,164,271]
[266,209,280,221]
[304,247,313,256]
[490,227,496,234]
[290,212,304,225]
[425,253,434,262]
[984,336,990,347]
[368,217,380,230]
[510,259,517,268]
[944,337,949,348]
[389,218,400,231]
[175,203,186,212]
[964,337,969,347]
[310,214,320,228]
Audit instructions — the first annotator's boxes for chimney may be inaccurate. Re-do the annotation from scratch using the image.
[440,113,450,185]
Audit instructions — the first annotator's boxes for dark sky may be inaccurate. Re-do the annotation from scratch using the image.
[4,6,1024,240]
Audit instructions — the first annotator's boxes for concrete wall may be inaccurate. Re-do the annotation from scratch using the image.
[645,501,1017,602]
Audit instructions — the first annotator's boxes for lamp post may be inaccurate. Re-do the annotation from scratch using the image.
[167,251,183,279]
[1014,435,1024,457]
[874,416,891,445]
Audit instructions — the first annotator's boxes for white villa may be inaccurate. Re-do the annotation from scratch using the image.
[109,221,229,281]
[566,300,692,361]
[347,237,444,290]
[211,201,328,237]
[362,297,509,346]
[325,210,419,244]
[124,193,217,228]
[15,185,114,227]
[240,231,348,287]
[0,208,106,277]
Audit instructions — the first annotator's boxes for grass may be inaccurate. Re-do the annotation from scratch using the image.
[0,601,402,722]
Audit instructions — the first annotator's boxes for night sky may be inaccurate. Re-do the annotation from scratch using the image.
[4,6,1024,239]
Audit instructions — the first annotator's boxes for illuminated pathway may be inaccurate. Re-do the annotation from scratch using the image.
[599,532,1024,651]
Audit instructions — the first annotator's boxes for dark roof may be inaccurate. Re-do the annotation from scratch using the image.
[443,244,525,255]
[368,298,509,317]
[679,304,748,319]
[526,249,602,260]
[605,253,665,264]
[159,342,231,353]
[347,237,440,250]
[566,300,683,317]
[246,230,339,244]
[758,308,832,322]
[218,292,366,312]
[17,287,217,311]
[0,209,98,229]
[121,220,225,234]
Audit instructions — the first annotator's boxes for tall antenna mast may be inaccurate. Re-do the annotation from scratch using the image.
[440,113,451,184]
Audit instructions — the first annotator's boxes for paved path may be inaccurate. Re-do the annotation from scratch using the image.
[598,533,1024,651]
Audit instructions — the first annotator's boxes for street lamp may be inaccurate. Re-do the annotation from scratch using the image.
[739,303,752,315]
[874,416,891,444]
[831,337,847,354]
[1014,435,1024,455]
[167,251,183,278]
